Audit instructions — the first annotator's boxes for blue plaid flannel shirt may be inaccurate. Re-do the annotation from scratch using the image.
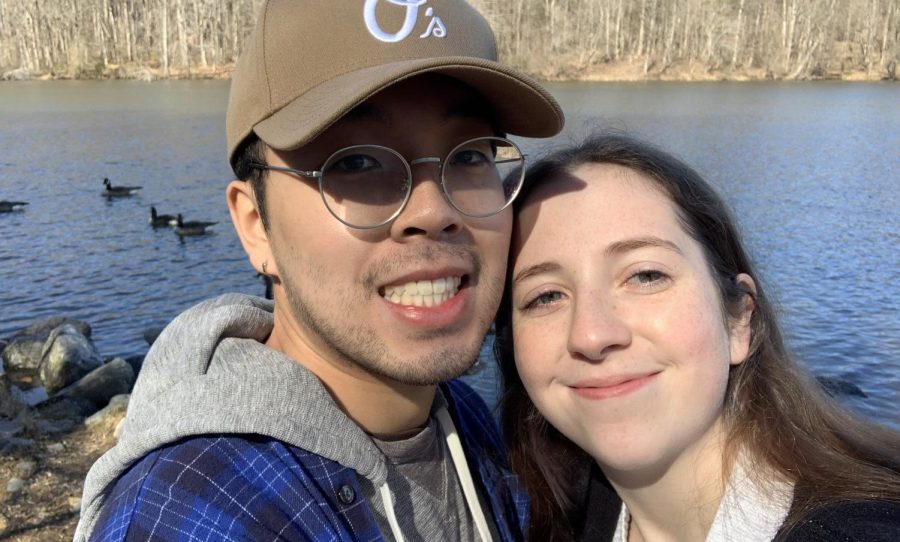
[89,380,529,541]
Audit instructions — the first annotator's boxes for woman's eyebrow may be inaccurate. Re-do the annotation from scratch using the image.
[513,262,561,285]
[513,236,682,285]
[604,236,683,257]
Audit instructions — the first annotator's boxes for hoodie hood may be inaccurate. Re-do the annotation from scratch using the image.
[77,293,390,539]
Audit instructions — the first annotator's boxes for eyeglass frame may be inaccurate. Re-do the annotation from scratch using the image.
[247,136,526,229]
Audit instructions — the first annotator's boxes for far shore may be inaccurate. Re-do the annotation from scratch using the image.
[3,58,895,83]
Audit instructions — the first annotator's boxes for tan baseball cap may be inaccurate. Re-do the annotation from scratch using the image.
[226,0,564,165]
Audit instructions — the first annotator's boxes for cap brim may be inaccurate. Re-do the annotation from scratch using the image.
[254,57,564,152]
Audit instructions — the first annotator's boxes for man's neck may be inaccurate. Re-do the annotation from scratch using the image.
[265,311,437,437]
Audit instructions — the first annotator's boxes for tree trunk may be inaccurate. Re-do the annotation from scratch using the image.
[732,0,745,67]
[176,0,188,74]
[160,0,169,76]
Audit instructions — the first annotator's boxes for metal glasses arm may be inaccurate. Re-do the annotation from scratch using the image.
[247,162,322,179]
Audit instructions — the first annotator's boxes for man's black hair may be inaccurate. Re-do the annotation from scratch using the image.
[231,134,270,230]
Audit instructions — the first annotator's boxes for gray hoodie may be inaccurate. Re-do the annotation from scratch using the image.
[75,293,394,540]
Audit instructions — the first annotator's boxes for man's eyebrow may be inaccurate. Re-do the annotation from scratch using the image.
[604,236,683,257]
[513,262,561,285]
[444,97,495,123]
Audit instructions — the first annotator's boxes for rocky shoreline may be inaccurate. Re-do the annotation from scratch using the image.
[0,316,158,540]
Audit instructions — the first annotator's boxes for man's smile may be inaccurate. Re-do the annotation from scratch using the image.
[381,276,464,307]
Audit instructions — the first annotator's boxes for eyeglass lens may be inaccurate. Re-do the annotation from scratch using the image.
[320,146,410,228]
[319,137,523,228]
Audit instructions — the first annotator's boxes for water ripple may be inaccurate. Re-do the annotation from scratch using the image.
[1,80,896,429]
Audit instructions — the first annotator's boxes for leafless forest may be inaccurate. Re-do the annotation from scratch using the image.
[1,0,897,81]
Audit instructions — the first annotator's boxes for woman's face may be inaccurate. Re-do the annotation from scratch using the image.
[511,163,752,478]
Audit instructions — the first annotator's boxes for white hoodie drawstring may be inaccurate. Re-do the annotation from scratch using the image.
[436,406,494,542]
[377,407,494,542]
[379,483,406,542]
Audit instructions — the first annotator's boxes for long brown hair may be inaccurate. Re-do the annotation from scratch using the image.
[496,132,900,540]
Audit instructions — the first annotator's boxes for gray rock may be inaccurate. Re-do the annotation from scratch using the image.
[57,358,135,407]
[0,419,23,439]
[816,375,868,398]
[14,460,36,479]
[2,316,92,372]
[123,354,145,376]
[38,324,102,394]
[0,382,27,418]
[10,384,48,407]
[46,442,65,453]
[33,394,97,422]
[6,477,25,493]
[143,326,165,346]
[18,316,91,339]
[1,335,45,371]
[0,437,35,455]
[33,416,77,434]
[84,393,130,428]
[67,495,82,513]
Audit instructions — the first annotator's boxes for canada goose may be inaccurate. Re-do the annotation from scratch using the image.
[149,206,177,227]
[173,214,217,236]
[0,200,28,212]
[103,177,142,197]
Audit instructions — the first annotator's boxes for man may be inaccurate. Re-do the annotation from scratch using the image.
[76,1,562,540]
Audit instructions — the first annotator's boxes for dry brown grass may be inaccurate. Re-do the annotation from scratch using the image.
[0,410,122,541]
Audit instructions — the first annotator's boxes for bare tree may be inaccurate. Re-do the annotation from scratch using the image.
[0,0,896,80]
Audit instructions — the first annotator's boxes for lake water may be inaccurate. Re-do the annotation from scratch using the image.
[0,81,897,430]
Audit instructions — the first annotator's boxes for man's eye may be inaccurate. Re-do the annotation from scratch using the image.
[450,149,491,166]
[330,154,381,172]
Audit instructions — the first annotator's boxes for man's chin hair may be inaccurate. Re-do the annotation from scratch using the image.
[359,349,479,386]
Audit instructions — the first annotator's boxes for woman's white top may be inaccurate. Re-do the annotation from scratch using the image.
[612,457,794,541]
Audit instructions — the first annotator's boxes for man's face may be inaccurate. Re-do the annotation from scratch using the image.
[262,75,511,385]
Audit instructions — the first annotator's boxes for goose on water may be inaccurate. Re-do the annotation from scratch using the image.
[0,200,28,212]
[103,177,142,197]
[174,214,217,236]
[149,206,178,227]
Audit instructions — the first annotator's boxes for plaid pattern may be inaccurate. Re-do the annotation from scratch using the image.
[89,380,528,541]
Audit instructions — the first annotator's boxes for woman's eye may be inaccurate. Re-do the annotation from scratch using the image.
[523,291,564,309]
[330,154,380,172]
[627,270,668,286]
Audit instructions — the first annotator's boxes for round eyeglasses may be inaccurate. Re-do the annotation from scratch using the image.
[249,136,525,229]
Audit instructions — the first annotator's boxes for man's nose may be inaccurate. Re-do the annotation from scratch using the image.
[389,160,462,240]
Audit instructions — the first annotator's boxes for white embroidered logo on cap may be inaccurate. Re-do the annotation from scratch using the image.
[364,0,447,43]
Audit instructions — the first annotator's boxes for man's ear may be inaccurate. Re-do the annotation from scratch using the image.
[227,180,275,277]
[729,273,756,366]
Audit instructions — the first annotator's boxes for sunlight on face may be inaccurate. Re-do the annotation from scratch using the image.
[263,75,512,386]
[511,163,750,479]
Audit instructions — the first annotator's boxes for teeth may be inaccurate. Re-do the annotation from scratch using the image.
[383,277,461,307]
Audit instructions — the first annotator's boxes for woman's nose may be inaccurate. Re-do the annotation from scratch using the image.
[566,295,632,361]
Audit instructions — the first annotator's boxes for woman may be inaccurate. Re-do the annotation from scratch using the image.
[496,133,900,541]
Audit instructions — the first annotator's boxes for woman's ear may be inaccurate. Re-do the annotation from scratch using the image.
[729,273,756,366]
[226,180,275,277]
